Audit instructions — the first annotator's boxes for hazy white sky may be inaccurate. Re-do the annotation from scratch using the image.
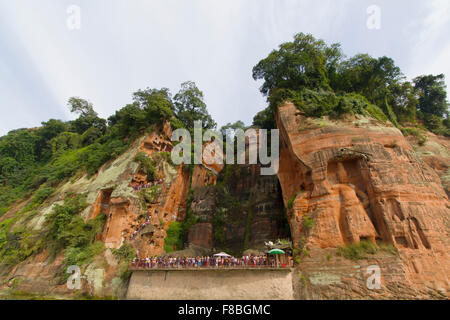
[0,0,449,135]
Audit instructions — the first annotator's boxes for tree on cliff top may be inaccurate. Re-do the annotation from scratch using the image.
[220,120,246,137]
[335,54,404,105]
[132,87,175,124]
[252,33,336,97]
[67,97,106,135]
[252,34,405,110]
[252,106,276,130]
[413,74,449,118]
[252,33,448,136]
[174,81,216,130]
[68,97,97,118]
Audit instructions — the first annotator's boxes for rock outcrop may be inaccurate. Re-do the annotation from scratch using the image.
[0,123,192,297]
[1,108,448,300]
[120,128,190,258]
[407,132,450,197]
[276,103,449,298]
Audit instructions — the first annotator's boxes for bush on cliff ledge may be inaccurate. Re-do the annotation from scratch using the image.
[337,240,397,261]
[43,193,107,279]
[164,222,183,253]
[269,88,388,122]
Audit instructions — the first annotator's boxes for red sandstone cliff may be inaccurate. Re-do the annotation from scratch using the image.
[276,102,449,298]
[0,123,194,297]
[1,111,448,299]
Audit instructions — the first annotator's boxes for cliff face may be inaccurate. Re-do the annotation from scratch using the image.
[408,132,450,197]
[276,103,449,298]
[216,164,288,253]
[186,163,289,254]
[0,133,143,297]
[0,123,192,297]
[0,109,448,299]
[89,123,191,258]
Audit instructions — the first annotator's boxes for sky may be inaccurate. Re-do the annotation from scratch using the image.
[0,0,449,136]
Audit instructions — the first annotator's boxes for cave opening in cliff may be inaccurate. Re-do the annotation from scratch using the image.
[100,188,113,205]
[91,188,114,221]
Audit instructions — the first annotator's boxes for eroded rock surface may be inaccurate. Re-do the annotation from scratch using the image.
[1,111,448,299]
[408,132,450,197]
[276,103,449,298]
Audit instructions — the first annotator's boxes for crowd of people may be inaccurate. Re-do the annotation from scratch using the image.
[129,178,165,239]
[129,216,152,240]
[131,255,292,269]
[132,178,163,191]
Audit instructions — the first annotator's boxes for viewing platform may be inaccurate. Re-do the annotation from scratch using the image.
[126,267,294,300]
[129,266,292,271]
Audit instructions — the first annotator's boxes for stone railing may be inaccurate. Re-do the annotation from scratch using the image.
[130,258,293,270]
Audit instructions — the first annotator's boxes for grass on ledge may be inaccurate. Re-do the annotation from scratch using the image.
[336,240,397,261]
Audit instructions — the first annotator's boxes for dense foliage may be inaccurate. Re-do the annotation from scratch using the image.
[112,243,135,281]
[0,82,215,217]
[0,81,216,273]
[337,240,397,261]
[133,152,157,182]
[253,33,449,135]
[163,222,183,253]
[0,33,448,273]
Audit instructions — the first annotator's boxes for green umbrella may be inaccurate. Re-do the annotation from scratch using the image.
[268,249,285,254]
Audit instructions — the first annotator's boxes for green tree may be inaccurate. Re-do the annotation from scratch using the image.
[35,119,68,160]
[252,106,276,129]
[252,33,333,97]
[37,119,68,142]
[50,132,81,154]
[324,43,344,90]
[335,54,403,106]
[81,126,103,146]
[69,116,106,135]
[67,97,106,135]
[413,74,449,117]
[133,87,175,125]
[68,97,97,118]
[0,129,38,169]
[174,81,216,130]
[220,120,246,137]
[388,81,418,124]
[107,102,147,139]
